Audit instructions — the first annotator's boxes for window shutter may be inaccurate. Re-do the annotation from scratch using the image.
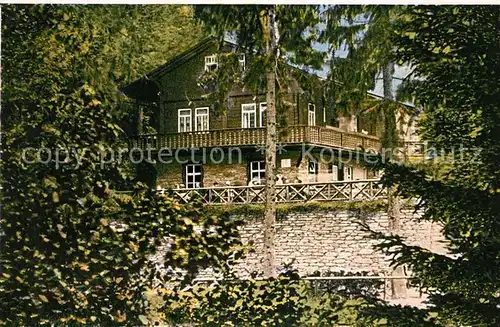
[246,161,251,184]
[181,164,187,187]
[200,164,204,187]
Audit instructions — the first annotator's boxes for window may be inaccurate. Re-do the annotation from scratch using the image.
[323,107,326,123]
[249,161,265,182]
[328,164,339,181]
[308,159,318,182]
[185,164,202,189]
[242,103,257,128]
[205,55,218,72]
[178,109,192,133]
[195,107,209,132]
[308,103,316,126]
[260,102,267,128]
[344,166,354,181]
[239,53,246,71]
[281,158,291,168]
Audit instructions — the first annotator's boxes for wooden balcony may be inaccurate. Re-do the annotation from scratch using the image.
[131,125,380,152]
[158,179,386,205]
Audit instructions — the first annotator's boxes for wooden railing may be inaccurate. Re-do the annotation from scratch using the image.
[132,126,380,151]
[157,179,386,205]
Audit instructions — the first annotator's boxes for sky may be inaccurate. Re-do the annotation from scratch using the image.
[311,9,413,100]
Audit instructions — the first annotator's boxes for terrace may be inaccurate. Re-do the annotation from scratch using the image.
[132,125,381,151]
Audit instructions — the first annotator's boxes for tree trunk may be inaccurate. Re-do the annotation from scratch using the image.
[382,62,393,101]
[263,6,278,278]
[383,61,407,299]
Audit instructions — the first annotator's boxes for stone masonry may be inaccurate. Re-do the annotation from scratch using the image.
[151,205,446,286]
[232,207,445,277]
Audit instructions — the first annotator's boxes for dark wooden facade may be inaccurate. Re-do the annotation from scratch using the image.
[123,38,385,190]
[124,38,343,138]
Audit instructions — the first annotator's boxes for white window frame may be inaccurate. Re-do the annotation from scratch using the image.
[259,102,267,128]
[204,54,218,72]
[329,164,339,181]
[308,159,318,182]
[242,103,257,129]
[308,103,316,126]
[281,158,291,168]
[178,108,192,133]
[238,53,246,71]
[185,164,202,189]
[195,107,210,132]
[344,166,354,181]
[249,161,265,183]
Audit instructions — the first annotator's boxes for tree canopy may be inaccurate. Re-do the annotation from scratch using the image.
[360,6,500,326]
[194,4,327,277]
[0,5,242,325]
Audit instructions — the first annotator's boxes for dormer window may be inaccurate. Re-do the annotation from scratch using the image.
[205,55,218,72]
[238,53,246,71]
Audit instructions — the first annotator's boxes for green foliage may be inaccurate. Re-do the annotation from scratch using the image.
[194,5,326,114]
[0,5,238,325]
[197,50,254,114]
[361,5,500,326]
[322,5,411,147]
[194,4,328,279]
[205,200,387,218]
[163,270,344,326]
[2,4,205,136]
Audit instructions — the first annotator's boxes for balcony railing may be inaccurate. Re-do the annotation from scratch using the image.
[131,125,380,151]
[157,179,386,205]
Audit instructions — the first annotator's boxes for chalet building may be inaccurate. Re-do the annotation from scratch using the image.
[123,37,415,196]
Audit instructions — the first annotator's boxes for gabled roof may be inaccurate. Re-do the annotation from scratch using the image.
[122,37,218,101]
[122,36,415,109]
[140,37,215,80]
[122,36,238,102]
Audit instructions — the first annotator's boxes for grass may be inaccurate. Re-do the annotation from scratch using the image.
[205,200,388,219]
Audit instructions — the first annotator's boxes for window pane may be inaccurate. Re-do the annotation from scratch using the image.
[242,113,248,128]
[330,164,338,181]
[260,103,267,128]
[308,161,317,174]
[250,161,265,181]
[185,164,202,188]
[196,114,209,131]
[242,104,256,128]
[179,109,192,132]
[195,165,202,174]
[249,113,255,128]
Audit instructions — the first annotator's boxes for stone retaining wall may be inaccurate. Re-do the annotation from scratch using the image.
[233,207,445,276]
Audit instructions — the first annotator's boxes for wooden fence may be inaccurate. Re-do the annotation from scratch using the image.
[157,179,386,205]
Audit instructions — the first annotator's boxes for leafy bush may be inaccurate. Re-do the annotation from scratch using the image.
[161,270,368,326]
